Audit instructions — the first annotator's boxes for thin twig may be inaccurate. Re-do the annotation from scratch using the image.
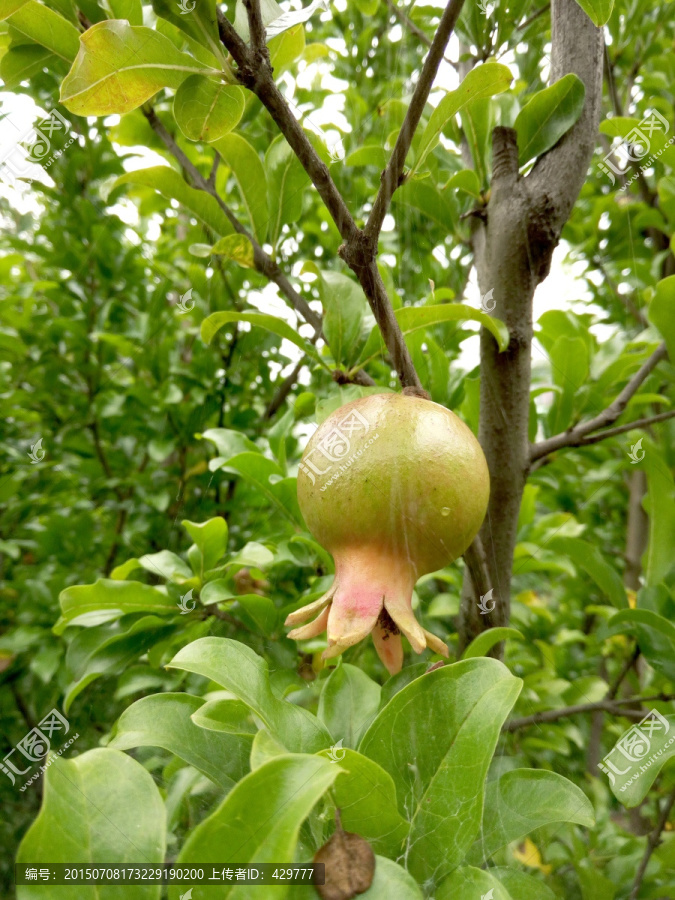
[384,0,457,68]
[365,0,467,242]
[530,343,668,461]
[217,2,424,389]
[142,107,322,332]
[629,785,675,900]
[504,693,675,731]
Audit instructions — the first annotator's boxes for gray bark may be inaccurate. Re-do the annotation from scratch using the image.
[458,0,603,649]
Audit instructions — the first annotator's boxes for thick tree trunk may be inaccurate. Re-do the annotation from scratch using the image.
[458,0,603,651]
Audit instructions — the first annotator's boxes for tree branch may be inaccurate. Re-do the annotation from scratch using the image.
[530,343,669,461]
[243,0,267,55]
[504,693,675,731]
[142,107,322,333]
[629,784,675,900]
[364,0,466,241]
[527,0,603,236]
[384,0,457,68]
[218,4,424,389]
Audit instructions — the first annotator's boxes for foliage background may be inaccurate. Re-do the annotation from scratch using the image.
[1,0,674,897]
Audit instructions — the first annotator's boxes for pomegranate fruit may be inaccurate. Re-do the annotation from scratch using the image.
[286,392,489,674]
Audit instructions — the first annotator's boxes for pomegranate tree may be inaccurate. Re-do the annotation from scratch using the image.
[286,392,489,673]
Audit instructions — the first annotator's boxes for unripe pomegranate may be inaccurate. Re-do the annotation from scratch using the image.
[286,393,489,674]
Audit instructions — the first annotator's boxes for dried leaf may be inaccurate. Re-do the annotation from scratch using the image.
[314,819,375,900]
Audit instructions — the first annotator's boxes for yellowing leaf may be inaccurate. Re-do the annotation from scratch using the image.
[512,837,552,874]
[60,20,216,116]
[211,234,255,268]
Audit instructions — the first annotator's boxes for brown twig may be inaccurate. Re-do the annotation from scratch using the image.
[383,0,457,68]
[142,107,322,332]
[530,343,669,462]
[364,0,467,243]
[629,784,675,900]
[504,693,675,731]
[217,1,425,389]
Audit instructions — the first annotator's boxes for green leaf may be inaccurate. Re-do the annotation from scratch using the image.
[359,659,522,884]
[446,168,482,199]
[108,0,142,25]
[250,728,288,769]
[232,593,278,634]
[356,0,379,13]
[174,75,245,142]
[137,549,193,581]
[63,615,175,712]
[0,44,54,88]
[467,769,594,864]
[603,609,675,680]
[547,335,589,433]
[460,97,493,187]
[266,136,311,248]
[358,301,509,370]
[573,0,614,26]
[214,133,268,242]
[201,310,318,359]
[598,713,675,807]
[414,62,512,173]
[7,1,79,61]
[437,867,513,900]
[515,74,586,166]
[152,0,224,64]
[211,233,255,267]
[0,0,28,18]
[318,747,409,858]
[109,693,251,790]
[268,22,305,72]
[214,452,302,524]
[228,541,274,568]
[60,21,214,116]
[490,868,557,900]
[16,749,165,900]
[462,627,524,659]
[171,755,340,898]
[167,637,332,752]
[302,263,368,366]
[548,537,627,608]
[642,438,675,587]
[114,165,234,236]
[649,275,675,362]
[318,662,381,747]
[190,698,258,734]
[56,579,176,633]
[182,517,228,571]
[345,145,388,168]
[201,427,259,459]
